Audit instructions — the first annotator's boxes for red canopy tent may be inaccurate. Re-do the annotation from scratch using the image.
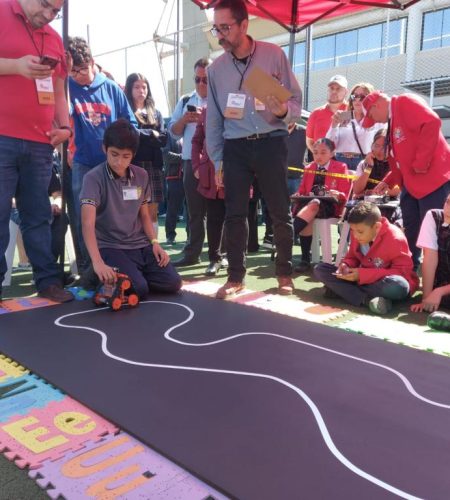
[191,0,421,33]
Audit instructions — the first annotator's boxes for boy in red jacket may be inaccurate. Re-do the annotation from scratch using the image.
[314,202,419,315]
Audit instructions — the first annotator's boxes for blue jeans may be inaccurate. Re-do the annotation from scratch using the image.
[314,262,410,307]
[334,153,364,171]
[0,136,61,291]
[72,161,94,272]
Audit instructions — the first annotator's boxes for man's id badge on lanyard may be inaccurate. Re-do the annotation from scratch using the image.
[35,77,55,105]
[224,93,246,119]
[122,186,139,201]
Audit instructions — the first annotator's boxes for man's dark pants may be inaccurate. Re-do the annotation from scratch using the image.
[165,177,186,242]
[401,181,450,268]
[223,135,293,283]
[181,160,207,260]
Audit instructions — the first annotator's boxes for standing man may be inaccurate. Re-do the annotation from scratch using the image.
[206,0,302,298]
[363,90,450,270]
[0,0,73,302]
[169,58,210,267]
[306,75,348,153]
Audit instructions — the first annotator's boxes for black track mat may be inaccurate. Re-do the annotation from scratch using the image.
[1,293,450,499]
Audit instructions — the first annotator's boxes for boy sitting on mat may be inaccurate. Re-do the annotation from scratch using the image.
[80,119,182,298]
[314,202,419,315]
[410,193,450,331]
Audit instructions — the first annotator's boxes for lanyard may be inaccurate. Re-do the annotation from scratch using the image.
[232,44,256,90]
[21,16,45,58]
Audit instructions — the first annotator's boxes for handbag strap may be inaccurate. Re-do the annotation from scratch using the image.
[351,120,365,156]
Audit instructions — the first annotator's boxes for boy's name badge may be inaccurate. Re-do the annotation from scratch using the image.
[35,77,55,105]
[254,97,265,111]
[122,186,139,200]
[224,93,246,119]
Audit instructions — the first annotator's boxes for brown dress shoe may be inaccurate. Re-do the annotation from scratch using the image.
[38,284,74,303]
[216,281,245,300]
[277,276,294,295]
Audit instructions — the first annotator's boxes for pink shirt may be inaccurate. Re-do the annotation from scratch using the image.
[0,0,66,143]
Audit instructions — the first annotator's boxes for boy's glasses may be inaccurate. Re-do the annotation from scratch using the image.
[194,76,208,85]
[210,22,237,38]
[351,93,367,101]
[71,66,90,76]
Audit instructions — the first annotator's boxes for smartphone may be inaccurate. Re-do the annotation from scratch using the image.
[40,55,59,69]
[187,104,197,112]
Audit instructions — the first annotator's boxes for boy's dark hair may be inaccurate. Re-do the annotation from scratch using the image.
[194,57,211,71]
[103,119,140,154]
[348,202,382,226]
[373,127,387,143]
[313,137,336,151]
[67,36,92,66]
[214,0,248,23]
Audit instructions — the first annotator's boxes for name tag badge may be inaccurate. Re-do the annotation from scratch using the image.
[224,93,246,120]
[122,186,139,200]
[35,77,55,105]
[254,98,266,111]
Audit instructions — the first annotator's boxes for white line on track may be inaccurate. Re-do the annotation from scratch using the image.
[54,300,443,500]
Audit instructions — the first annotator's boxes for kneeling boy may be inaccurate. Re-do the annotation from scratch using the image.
[314,202,418,315]
[80,119,182,298]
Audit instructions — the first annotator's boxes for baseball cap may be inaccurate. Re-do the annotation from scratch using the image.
[328,75,348,89]
[361,90,382,128]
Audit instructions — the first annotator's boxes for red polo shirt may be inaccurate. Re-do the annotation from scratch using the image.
[306,103,347,142]
[0,0,66,143]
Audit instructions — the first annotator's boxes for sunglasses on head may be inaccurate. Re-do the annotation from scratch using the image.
[194,76,208,85]
[351,93,367,101]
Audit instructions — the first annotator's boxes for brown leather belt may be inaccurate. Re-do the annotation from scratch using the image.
[338,152,363,158]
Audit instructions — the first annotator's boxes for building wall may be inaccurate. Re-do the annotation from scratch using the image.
[183,0,450,135]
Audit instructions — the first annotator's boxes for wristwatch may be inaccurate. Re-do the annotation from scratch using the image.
[59,125,73,138]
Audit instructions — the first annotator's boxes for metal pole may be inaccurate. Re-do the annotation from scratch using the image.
[125,48,128,79]
[175,0,181,103]
[304,25,313,110]
[288,31,295,67]
[430,80,435,108]
[58,0,70,276]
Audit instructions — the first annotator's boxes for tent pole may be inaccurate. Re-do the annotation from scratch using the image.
[304,25,312,110]
[288,31,295,67]
[58,0,70,277]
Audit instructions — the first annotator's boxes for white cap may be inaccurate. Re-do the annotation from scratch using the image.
[328,75,348,89]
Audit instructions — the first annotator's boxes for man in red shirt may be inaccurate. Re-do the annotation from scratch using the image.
[362,90,450,269]
[305,75,348,152]
[0,0,73,302]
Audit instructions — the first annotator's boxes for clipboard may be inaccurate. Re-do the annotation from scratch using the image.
[243,66,292,105]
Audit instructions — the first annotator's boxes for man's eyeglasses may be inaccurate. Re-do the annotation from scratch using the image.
[194,76,208,85]
[351,93,367,101]
[210,22,237,38]
[70,66,90,76]
[37,0,62,19]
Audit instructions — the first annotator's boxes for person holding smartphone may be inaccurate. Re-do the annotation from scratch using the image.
[169,58,210,268]
[0,0,74,303]
[326,82,383,171]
